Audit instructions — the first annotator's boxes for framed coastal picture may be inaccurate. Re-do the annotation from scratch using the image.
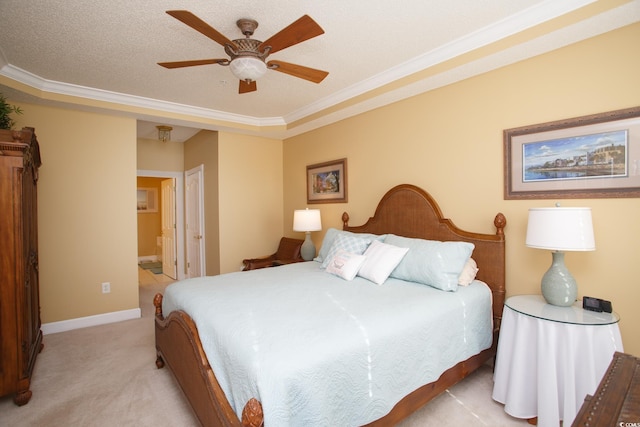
[504,107,640,199]
[307,158,347,203]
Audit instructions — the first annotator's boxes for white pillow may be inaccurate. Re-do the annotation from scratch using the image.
[358,240,409,285]
[321,233,372,268]
[458,258,479,286]
[325,250,367,281]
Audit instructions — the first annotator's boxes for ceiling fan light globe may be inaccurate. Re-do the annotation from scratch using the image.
[229,57,267,82]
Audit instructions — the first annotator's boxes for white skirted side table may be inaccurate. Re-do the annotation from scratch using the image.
[492,295,623,427]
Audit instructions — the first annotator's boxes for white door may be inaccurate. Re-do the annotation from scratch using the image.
[185,165,205,278]
[161,178,177,279]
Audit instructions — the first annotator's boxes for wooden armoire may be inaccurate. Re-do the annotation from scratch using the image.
[0,127,43,405]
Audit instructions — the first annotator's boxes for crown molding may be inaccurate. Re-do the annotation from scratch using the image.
[2,0,636,140]
[0,64,285,128]
[283,0,596,124]
[283,1,639,138]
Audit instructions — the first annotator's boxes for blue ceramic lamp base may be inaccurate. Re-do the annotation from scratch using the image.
[541,251,577,307]
[300,232,316,261]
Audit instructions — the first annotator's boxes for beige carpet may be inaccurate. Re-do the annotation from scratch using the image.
[0,271,528,426]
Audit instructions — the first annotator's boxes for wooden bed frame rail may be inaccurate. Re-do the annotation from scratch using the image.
[154,184,506,427]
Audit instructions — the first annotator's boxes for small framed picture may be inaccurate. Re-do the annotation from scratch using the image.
[307,158,347,203]
[137,188,158,213]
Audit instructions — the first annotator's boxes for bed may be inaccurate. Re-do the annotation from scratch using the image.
[154,184,506,427]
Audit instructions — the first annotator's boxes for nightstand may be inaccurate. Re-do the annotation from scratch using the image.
[492,294,623,427]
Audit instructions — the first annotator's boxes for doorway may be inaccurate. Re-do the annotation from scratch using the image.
[137,170,186,281]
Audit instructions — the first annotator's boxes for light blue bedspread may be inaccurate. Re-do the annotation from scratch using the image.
[162,261,492,426]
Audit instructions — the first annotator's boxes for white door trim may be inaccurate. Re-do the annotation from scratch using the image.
[137,169,186,280]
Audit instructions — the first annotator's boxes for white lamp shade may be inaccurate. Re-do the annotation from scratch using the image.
[293,209,322,232]
[526,207,595,251]
[229,56,267,81]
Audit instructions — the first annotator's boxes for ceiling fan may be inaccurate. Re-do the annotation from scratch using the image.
[158,10,329,94]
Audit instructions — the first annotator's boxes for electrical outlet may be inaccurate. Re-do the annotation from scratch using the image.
[101,282,111,294]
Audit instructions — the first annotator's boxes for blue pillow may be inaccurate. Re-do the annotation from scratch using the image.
[315,228,385,263]
[384,234,474,291]
[321,233,372,268]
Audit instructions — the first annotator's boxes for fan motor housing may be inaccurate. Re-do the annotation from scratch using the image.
[225,38,269,61]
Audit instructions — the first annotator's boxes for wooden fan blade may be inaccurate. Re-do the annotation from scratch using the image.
[258,15,324,55]
[158,59,228,69]
[239,80,257,94]
[166,10,236,48]
[267,61,328,83]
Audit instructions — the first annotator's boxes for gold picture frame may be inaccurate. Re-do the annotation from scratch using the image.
[306,158,347,204]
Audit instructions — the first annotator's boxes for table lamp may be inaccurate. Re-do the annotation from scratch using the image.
[525,206,595,307]
[293,208,322,261]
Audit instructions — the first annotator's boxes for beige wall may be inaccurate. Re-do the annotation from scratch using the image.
[12,103,139,322]
[6,21,638,356]
[184,130,220,276]
[138,129,285,276]
[218,132,284,273]
[136,177,163,257]
[137,137,184,172]
[12,110,284,324]
[283,23,640,355]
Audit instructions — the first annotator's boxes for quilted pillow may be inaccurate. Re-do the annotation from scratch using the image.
[358,240,409,285]
[315,228,385,263]
[384,234,474,291]
[321,233,372,268]
[325,250,367,281]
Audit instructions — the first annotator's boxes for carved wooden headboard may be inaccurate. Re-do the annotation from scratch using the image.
[342,184,507,332]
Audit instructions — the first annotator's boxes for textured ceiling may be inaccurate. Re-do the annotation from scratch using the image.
[0,0,638,140]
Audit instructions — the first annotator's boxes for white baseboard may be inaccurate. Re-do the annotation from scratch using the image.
[41,308,142,335]
[138,255,158,263]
